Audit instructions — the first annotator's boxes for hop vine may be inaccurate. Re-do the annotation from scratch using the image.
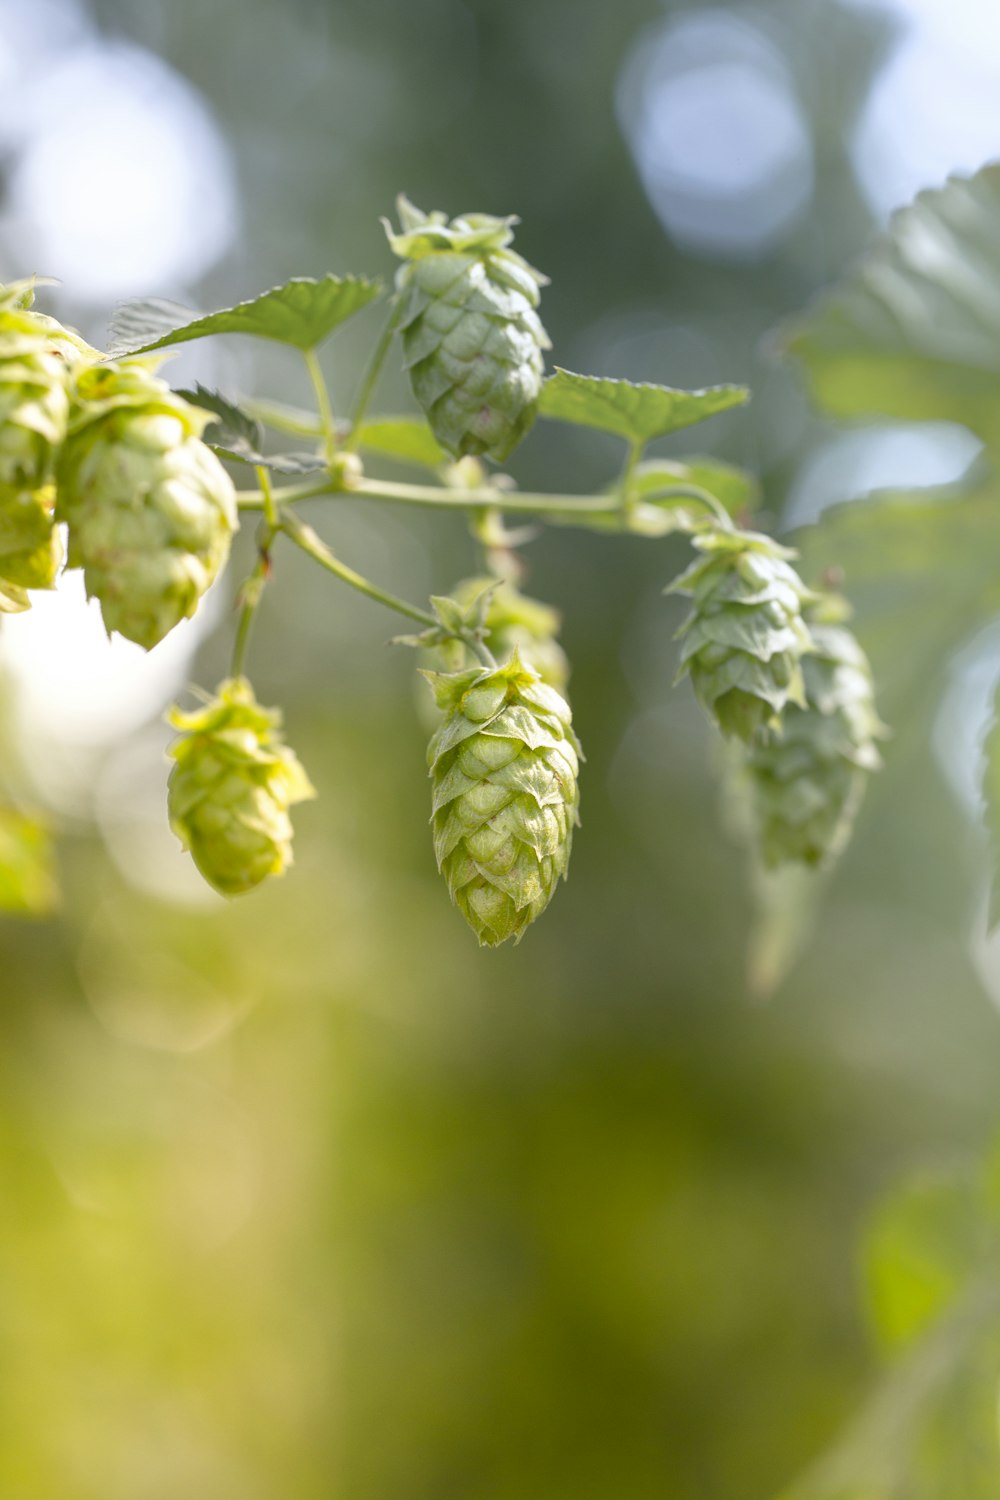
[0,198,886,950]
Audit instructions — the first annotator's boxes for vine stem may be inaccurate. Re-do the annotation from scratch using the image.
[230,467,278,677]
[343,298,403,452]
[304,348,337,463]
[237,474,734,530]
[279,508,438,628]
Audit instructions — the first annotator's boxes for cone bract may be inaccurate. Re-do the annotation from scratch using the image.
[742,621,885,868]
[386,197,550,462]
[57,359,237,648]
[0,282,93,595]
[425,651,580,946]
[167,677,315,896]
[670,527,815,742]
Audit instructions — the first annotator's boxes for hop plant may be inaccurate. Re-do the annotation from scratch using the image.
[166,677,315,896]
[669,526,816,742]
[739,613,885,868]
[56,359,237,649]
[425,651,580,947]
[385,196,550,462]
[0,282,94,595]
[432,576,570,693]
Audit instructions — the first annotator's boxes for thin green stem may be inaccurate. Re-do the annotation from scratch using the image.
[343,298,402,452]
[304,348,337,463]
[230,473,278,678]
[618,438,643,527]
[279,508,438,628]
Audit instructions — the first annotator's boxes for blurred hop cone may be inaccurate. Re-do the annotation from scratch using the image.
[741,620,885,868]
[57,358,237,649]
[424,649,580,947]
[385,195,551,462]
[0,281,96,597]
[166,677,316,896]
[669,527,816,743]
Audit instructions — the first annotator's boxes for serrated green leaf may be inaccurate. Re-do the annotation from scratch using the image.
[356,417,448,469]
[175,385,327,474]
[537,368,749,446]
[108,274,382,355]
[785,164,1000,446]
[863,1174,984,1357]
[0,808,58,915]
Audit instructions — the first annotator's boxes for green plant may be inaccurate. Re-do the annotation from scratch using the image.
[0,196,883,945]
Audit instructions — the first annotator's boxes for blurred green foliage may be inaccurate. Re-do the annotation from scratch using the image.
[3,0,1000,1496]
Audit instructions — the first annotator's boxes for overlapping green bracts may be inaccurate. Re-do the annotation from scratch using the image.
[0,282,94,596]
[385,196,550,462]
[669,527,815,742]
[167,677,315,896]
[57,358,237,649]
[433,576,570,693]
[425,652,580,946]
[742,618,885,868]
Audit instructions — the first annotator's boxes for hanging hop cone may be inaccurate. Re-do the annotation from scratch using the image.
[669,526,816,742]
[740,611,886,868]
[56,358,237,649]
[0,282,95,594]
[167,677,315,896]
[385,196,550,462]
[425,650,581,947]
[431,576,570,694]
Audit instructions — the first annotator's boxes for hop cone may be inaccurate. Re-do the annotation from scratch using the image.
[57,359,237,648]
[386,196,550,462]
[670,527,815,742]
[167,677,315,896]
[433,576,570,693]
[741,619,885,868]
[0,282,94,593]
[425,651,580,947]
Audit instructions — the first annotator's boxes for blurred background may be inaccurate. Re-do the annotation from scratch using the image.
[0,0,999,1495]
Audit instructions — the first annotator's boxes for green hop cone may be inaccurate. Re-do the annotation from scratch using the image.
[167,677,315,896]
[0,281,96,594]
[740,616,886,868]
[669,526,816,742]
[385,195,550,462]
[432,576,570,693]
[425,650,580,947]
[57,358,237,649]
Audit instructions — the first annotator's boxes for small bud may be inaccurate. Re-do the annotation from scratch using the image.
[386,197,550,462]
[425,651,580,946]
[167,678,315,896]
[57,359,237,649]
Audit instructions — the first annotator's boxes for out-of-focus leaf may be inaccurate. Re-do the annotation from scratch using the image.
[176,385,328,473]
[794,481,1000,723]
[744,864,827,1000]
[108,274,382,355]
[0,580,29,614]
[0,808,58,915]
[785,164,1000,445]
[356,417,448,468]
[863,1174,984,1356]
[538,368,749,446]
[779,1304,1000,1500]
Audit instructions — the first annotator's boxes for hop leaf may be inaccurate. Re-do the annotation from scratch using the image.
[425,651,580,946]
[386,196,550,462]
[57,359,238,649]
[0,283,94,597]
[167,677,315,896]
[669,526,816,742]
[737,614,886,869]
